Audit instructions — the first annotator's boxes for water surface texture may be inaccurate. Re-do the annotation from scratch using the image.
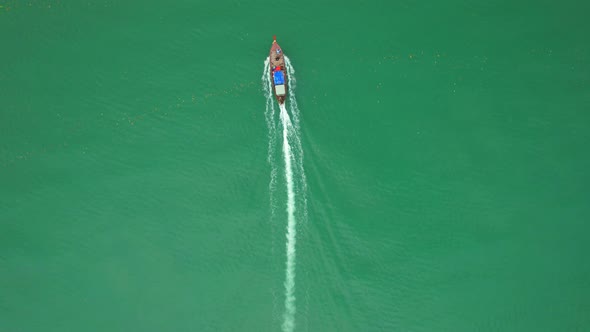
[1,1,589,331]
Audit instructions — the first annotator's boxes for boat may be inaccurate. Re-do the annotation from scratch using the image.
[269,36,287,104]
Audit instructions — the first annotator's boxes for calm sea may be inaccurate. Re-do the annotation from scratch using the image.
[1,1,589,331]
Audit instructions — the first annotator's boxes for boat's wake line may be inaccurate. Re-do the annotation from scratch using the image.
[262,57,307,332]
[284,56,307,223]
[280,103,297,332]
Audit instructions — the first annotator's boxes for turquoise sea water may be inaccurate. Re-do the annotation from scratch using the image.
[1,1,589,331]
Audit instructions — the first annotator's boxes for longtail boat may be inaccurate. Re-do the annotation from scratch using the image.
[269,36,287,104]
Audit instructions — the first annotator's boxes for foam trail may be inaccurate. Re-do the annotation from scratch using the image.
[263,56,306,332]
[284,57,308,223]
[284,56,300,131]
[263,58,282,323]
[279,103,297,332]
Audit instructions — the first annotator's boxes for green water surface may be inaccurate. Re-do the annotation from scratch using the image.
[1,1,589,331]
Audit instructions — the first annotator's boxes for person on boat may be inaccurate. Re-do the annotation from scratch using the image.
[274,65,281,72]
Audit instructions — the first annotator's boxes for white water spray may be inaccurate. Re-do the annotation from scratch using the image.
[263,56,306,332]
[280,103,297,332]
[284,56,300,130]
[284,56,308,224]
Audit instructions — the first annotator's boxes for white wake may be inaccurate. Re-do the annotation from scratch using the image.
[280,103,297,332]
[284,56,308,224]
[263,56,307,332]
